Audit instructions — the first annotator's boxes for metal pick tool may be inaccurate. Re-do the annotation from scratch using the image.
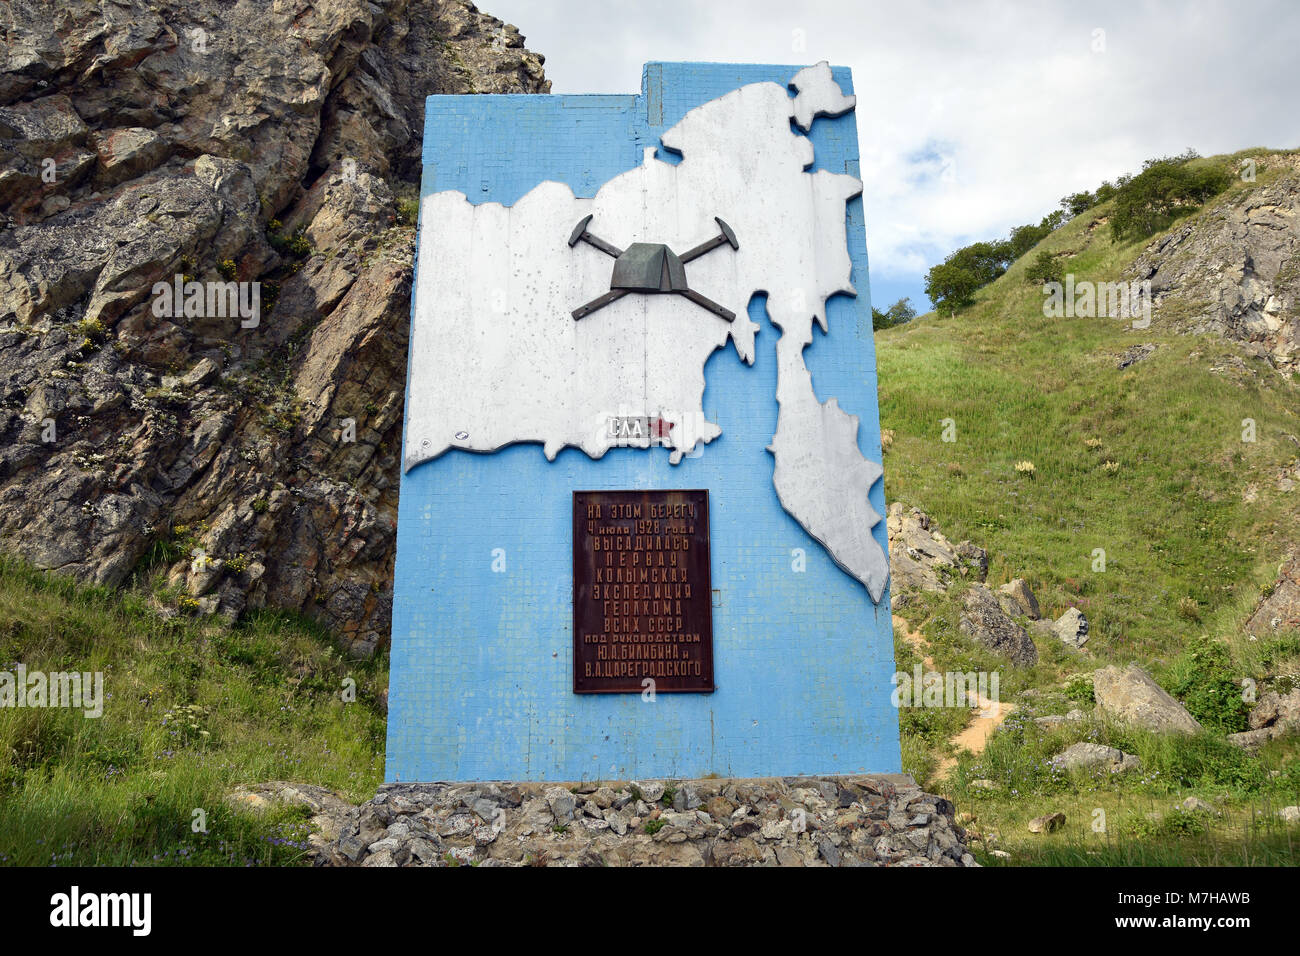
[568,215,739,322]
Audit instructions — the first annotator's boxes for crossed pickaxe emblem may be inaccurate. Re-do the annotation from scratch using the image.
[567,215,739,322]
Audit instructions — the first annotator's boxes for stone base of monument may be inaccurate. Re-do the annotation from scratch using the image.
[313,774,978,867]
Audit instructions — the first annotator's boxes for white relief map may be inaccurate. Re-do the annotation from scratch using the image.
[405,63,889,601]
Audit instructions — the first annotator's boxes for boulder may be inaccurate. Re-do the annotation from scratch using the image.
[631,780,665,803]
[959,583,1039,666]
[1049,743,1140,774]
[1117,343,1158,369]
[1053,607,1089,648]
[1035,709,1087,731]
[997,578,1040,619]
[1249,686,1300,735]
[544,787,576,823]
[1027,812,1065,834]
[225,781,354,854]
[1092,665,1201,734]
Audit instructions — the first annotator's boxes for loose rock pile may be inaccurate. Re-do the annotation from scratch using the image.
[312,775,980,867]
[886,503,988,599]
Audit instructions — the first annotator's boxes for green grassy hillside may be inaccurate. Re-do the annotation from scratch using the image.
[878,148,1300,863]
[2,150,1297,867]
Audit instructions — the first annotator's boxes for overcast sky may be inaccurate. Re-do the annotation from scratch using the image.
[484,0,1298,311]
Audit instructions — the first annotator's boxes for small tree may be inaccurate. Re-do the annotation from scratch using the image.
[1060,190,1095,217]
[872,296,918,331]
[1026,249,1062,286]
[1039,209,1067,232]
[1007,222,1052,260]
[946,241,1012,285]
[924,262,982,316]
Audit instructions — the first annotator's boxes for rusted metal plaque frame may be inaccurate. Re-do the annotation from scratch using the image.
[573,489,715,694]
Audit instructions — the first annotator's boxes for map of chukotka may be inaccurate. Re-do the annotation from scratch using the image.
[404,63,890,602]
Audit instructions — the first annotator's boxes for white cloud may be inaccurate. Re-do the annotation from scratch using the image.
[483,0,1300,303]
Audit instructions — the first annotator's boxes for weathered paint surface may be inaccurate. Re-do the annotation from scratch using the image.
[386,62,900,782]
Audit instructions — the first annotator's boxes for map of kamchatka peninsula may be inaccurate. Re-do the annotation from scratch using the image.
[404,63,889,602]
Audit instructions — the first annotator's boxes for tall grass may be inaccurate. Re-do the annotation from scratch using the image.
[0,556,387,865]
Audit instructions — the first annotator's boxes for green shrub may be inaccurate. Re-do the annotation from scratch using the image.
[396,196,420,226]
[1060,190,1095,217]
[75,318,107,342]
[267,224,312,259]
[1124,807,1208,839]
[899,704,968,745]
[1026,249,1063,286]
[1103,726,1265,793]
[955,710,1066,797]
[1109,152,1232,241]
[1165,637,1249,733]
[1063,672,1095,706]
[925,261,984,315]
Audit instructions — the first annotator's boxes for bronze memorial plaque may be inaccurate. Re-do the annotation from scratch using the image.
[573,489,715,694]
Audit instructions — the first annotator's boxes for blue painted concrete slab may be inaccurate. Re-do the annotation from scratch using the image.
[386,62,899,782]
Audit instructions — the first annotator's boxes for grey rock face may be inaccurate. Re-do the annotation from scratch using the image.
[1092,664,1202,735]
[959,583,1039,666]
[887,502,988,599]
[0,1,548,656]
[1124,156,1300,373]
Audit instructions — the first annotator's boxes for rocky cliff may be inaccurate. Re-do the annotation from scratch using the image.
[0,1,548,656]
[1125,153,1300,372]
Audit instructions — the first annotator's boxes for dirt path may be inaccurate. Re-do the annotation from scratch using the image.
[893,614,1016,779]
